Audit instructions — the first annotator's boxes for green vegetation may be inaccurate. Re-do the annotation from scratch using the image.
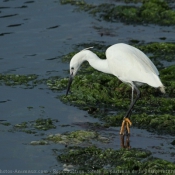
[13,118,58,134]
[57,145,175,174]
[60,0,175,25]
[0,74,37,88]
[37,130,109,145]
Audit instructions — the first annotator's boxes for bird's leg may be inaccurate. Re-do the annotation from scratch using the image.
[125,85,140,117]
[120,84,141,135]
[131,85,134,104]
[127,86,134,118]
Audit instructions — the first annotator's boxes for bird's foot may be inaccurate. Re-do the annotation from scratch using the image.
[120,118,132,135]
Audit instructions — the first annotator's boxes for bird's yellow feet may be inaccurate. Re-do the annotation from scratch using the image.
[120,118,132,135]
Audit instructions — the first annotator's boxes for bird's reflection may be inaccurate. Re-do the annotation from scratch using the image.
[120,134,131,149]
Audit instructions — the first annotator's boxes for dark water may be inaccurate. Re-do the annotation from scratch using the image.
[0,0,175,174]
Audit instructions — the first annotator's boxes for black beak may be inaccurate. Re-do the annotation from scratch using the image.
[66,75,73,96]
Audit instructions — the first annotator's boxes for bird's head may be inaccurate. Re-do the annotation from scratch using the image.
[66,51,84,96]
[69,53,82,77]
[66,47,93,96]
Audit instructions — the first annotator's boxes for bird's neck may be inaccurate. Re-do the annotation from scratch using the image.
[82,50,111,74]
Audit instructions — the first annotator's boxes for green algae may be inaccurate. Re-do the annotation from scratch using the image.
[62,71,123,106]
[0,74,38,87]
[57,145,175,174]
[30,130,109,146]
[13,118,58,134]
[14,122,28,129]
[0,121,11,126]
[38,130,109,146]
[60,0,175,25]
[47,77,68,90]
[137,42,175,56]
[131,113,175,135]
[34,118,57,130]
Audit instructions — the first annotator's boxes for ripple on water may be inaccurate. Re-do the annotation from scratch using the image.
[0,13,18,18]
[0,32,13,36]
[7,23,23,27]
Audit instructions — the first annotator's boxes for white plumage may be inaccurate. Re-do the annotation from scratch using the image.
[106,44,163,90]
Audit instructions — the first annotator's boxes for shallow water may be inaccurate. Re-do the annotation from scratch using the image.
[0,0,175,173]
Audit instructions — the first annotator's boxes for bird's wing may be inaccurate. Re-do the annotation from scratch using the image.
[106,44,162,87]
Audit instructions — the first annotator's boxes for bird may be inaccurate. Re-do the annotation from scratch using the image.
[66,43,165,135]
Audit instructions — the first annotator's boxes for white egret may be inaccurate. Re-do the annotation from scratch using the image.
[66,43,165,135]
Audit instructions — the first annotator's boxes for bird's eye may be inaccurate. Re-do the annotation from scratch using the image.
[71,67,74,70]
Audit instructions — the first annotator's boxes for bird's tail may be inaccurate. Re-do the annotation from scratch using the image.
[159,86,165,94]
